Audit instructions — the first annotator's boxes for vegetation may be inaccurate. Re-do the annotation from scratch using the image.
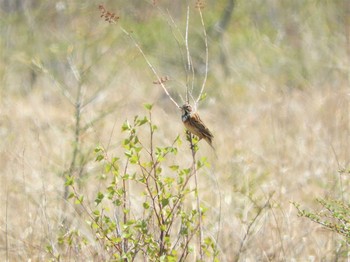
[1,0,350,261]
[50,105,217,260]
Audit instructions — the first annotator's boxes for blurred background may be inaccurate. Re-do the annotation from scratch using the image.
[1,0,350,260]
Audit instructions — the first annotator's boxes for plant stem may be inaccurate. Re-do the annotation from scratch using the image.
[189,134,204,260]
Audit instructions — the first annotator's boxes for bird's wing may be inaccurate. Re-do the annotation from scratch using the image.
[190,113,214,139]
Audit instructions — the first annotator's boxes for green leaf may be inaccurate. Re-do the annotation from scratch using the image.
[144,103,153,110]
[175,135,182,146]
[111,237,122,244]
[123,138,130,146]
[95,192,104,205]
[105,163,111,173]
[124,151,132,158]
[75,195,84,204]
[113,199,122,206]
[92,210,100,216]
[65,175,74,186]
[130,155,139,164]
[139,177,146,183]
[137,116,149,126]
[152,124,158,132]
[46,245,53,253]
[181,168,191,175]
[95,154,104,162]
[169,165,179,171]
[134,146,143,153]
[68,192,75,199]
[166,255,176,262]
[134,136,139,144]
[121,120,131,131]
[199,92,207,101]
[143,202,150,209]
[161,198,169,207]
[164,177,175,185]
[94,146,103,153]
[91,221,99,230]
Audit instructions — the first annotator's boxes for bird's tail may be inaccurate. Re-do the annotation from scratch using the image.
[204,138,218,158]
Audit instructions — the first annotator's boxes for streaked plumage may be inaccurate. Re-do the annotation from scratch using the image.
[181,104,214,147]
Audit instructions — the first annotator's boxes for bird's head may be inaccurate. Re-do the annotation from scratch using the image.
[181,103,193,115]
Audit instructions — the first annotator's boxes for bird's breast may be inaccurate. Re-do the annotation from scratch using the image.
[182,114,189,122]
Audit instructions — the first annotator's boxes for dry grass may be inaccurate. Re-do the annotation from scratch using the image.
[2,77,349,261]
[1,0,350,261]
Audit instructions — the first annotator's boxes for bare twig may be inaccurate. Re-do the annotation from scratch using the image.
[329,142,344,202]
[188,134,204,260]
[99,5,179,109]
[235,194,273,262]
[194,167,204,260]
[32,59,75,105]
[185,5,195,104]
[211,168,222,261]
[164,9,187,82]
[64,81,82,198]
[120,27,180,109]
[160,6,195,106]
[5,188,9,262]
[122,159,129,257]
[69,185,122,252]
[196,6,209,104]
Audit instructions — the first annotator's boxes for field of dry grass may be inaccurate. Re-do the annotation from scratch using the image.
[1,0,350,261]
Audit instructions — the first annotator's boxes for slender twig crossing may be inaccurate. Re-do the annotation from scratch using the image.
[196,7,209,104]
[120,27,180,109]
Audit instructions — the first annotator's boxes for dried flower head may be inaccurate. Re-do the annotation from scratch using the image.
[153,76,170,85]
[99,4,119,24]
[195,0,205,9]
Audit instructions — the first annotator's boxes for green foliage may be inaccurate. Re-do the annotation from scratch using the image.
[56,106,217,261]
[294,199,350,242]
[46,228,89,261]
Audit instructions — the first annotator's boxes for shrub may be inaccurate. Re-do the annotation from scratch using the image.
[294,198,350,243]
[49,104,217,261]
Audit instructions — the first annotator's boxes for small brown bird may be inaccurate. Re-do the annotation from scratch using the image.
[181,103,214,148]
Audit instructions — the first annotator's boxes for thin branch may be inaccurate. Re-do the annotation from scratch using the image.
[122,159,129,256]
[5,188,9,262]
[329,142,344,202]
[67,56,82,83]
[185,5,195,104]
[194,165,204,260]
[161,7,195,106]
[185,5,191,74]
[81,101,121,132]
[211,168,222,261]
[120,27,180,109]
[178,221,201,261]
[196,7,209,104]
[185,5,191,103]
[188,133,204,260]
[235,194,273,262]
[164,9,187,79]
[138,162,162,227]
[69,185,122,252]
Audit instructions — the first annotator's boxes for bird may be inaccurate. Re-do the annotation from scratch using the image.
[180,103,214,148]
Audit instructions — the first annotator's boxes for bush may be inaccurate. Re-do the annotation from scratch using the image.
[48,104,218,261]
[294,198,350,243]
